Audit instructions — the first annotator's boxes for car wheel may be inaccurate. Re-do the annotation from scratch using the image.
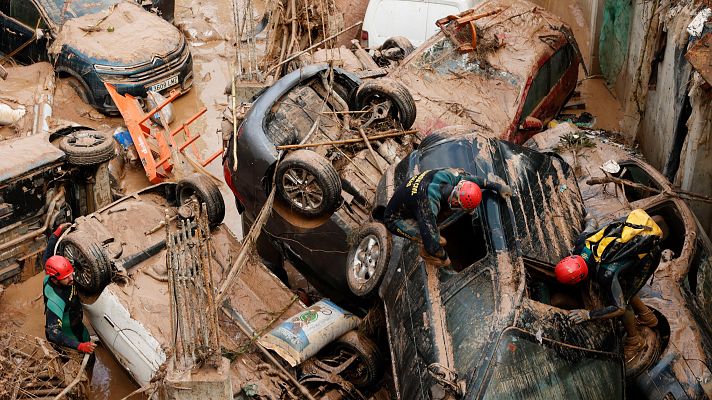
[275,150,342,219]
[346,222,390,298]
[176,173,226,228]
[64,76,92,104]
[59,233,111,295]
[381,36,414,60]
[328,330,383,389]
[59,130,116,166]
[355,78,416,129]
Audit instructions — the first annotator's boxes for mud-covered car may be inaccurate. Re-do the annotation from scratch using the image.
[370,127,624,399]
[526,124,712,400]
[52,179,385,398]
[0,128,115,286]
[224,63,420,304]
[0,1,192,114]
[389,0,583,144]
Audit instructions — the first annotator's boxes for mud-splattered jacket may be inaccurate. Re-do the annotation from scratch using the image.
[575,209,663,320]
[383,168,508,260]
[42,233,89,350]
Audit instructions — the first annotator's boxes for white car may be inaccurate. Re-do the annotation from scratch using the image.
[361,0,479,48]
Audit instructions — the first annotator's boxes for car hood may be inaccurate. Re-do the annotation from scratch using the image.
[50,2,181,65]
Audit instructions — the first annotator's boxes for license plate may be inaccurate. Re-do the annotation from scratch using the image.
[147,75,179,92]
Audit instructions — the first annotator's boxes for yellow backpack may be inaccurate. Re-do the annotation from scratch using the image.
[584,209,663,264]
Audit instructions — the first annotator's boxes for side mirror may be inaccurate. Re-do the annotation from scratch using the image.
[519,116,543,131]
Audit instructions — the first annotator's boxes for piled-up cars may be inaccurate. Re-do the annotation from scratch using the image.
[224,0,584,305]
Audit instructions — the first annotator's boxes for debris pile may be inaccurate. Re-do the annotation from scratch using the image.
[0,332,88,399]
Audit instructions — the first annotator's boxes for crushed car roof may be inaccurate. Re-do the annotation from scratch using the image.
[0,135,65,183]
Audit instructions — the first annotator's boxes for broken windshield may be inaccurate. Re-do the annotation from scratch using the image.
[482,328,624,399]
[41,0,121,24]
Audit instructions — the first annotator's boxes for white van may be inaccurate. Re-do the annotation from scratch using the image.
[361,0,479,48]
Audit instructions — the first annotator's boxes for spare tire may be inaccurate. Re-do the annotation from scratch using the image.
[355,78,416,129]
[328,330,383,389]
[381,36,414,60]
[60,130,116,166]
[346,222,390,298]
[59,232,111,294]
[176,173,226,228]
[276,150,342,219]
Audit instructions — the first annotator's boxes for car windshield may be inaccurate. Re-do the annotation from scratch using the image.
[42,0,122,24]
[482,328,624,399]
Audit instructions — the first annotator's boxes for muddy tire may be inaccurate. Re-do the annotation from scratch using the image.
[329,331,383,389]
[177,174,226,228]
[59,130,116,166]
[276,150,342,219]
[381,36,414,59]
[346,222,390,298]
[418,132,448,150]
[59,233,111,294]
[65,76,92,104]
[355,78,416,129]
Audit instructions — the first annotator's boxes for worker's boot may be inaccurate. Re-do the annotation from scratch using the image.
[624,334,645,364]
[630,296,658,328]
[419,247,451,267]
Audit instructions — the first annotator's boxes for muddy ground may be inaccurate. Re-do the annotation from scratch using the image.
[0,0,630,398]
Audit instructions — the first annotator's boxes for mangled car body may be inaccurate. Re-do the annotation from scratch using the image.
[371,127,624,399]
[389,0,582,143]
[0,1,192,114]
[527,124,712,399]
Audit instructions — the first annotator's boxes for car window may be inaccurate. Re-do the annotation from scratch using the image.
[41,0,122,24]
[615,163,662,202]
[9,0,46,29]
[482,328,624,399]
[686,222,712,324]
[444,267,495,374]
[0,2,10,15]
[519,44,574,123]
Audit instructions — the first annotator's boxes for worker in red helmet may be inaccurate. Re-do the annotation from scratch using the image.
[383,168,511,267]
[556,209,666,366]
[42,223,95,354]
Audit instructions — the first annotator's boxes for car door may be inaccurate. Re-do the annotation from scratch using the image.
[1,0,50,64]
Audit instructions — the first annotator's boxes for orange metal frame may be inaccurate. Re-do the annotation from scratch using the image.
[105,83,221,183]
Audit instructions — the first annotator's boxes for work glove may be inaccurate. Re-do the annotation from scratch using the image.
[77,341,97,354]
[52,222,72,237]
[568,309,591,324]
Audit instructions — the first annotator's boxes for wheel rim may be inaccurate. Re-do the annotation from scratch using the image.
[351,234,381,285]
[62,243,92,288]
[68,132,105,148]
[281,167,323,211]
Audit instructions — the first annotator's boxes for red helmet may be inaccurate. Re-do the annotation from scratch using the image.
[555,255,588,285]
[451,181,482,211]
[45,256,74,280]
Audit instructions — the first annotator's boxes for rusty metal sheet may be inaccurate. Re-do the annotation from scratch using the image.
[686,32,712,85]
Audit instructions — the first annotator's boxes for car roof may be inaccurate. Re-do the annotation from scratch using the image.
[410,127,585,264]
[392,0,574,135]
[0,135,65,184]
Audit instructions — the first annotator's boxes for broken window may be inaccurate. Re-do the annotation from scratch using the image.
[519,44,575,123]
[685,220,712,324]
[440,211,489,271]
[615,162,661,202]
[482,328,624,399]
[9,1,46,29]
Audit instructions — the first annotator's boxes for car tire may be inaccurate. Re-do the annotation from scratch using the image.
[59,130,116,166]
[346,222,390,298]
[417,132,448,150]
[65,76,92,104]
[355,78,416,129]
[59,233,112,295]
[275,150,342,219]
[176,173,226,228]
[381,36,414,59]
[329,330,383,389]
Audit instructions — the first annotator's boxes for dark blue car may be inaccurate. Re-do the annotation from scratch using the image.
[0,0,191,114]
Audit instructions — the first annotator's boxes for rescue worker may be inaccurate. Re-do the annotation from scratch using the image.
[555,209,666,363]
[383,168,511,267]
[43,223,96,355]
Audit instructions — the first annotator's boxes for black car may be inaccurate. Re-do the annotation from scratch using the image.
[224,63,419,305]
[371,127,625,399]
[0,0,191,114]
